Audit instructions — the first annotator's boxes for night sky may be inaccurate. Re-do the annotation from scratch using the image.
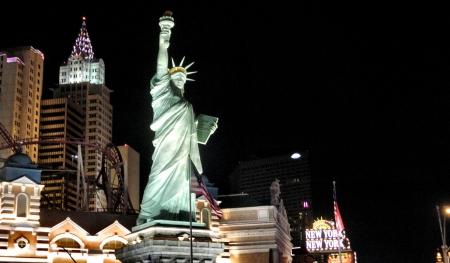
[1,2,449,262]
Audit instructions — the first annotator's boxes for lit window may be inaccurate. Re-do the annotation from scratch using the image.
[16,194,28,217]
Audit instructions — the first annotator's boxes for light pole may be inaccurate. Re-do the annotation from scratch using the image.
[71,154,81,210]
[71,154,78,164]
[291,153,301,159]
[437,205,450,263]
[51,243,77,263]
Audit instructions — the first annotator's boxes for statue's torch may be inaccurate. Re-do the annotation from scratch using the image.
[159,11,174,46]
[159,11,174,30]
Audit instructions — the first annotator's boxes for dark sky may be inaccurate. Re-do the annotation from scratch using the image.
[1,2,449,262]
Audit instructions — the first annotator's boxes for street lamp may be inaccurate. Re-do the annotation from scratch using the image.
[51,243,77,263]
[291,153,301,159]
[436,205,450,263]
[71,154,78,163]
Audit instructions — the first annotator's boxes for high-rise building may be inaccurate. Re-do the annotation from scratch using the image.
[43,17,114,211]
[38,98,84,211]
[0,46,44,164]
[39,98,84,170]
[229,151,313,247]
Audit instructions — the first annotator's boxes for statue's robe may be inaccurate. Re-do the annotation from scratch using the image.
[138,73,202,223]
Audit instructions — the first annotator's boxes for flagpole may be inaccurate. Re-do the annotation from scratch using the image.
[189,161,193,263]
[333,181,343,263]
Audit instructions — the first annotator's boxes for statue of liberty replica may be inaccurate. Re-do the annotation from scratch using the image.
[137,11,217,225]
[116,12,224,262]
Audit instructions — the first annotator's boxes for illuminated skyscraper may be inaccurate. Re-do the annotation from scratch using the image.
[44,17,114,211]
[229,151,313,246]
[0,46,44,164]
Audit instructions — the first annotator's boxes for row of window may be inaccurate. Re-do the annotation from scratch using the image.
[87,135,101,141]
[61,74,99,81]
[61,85,87,91]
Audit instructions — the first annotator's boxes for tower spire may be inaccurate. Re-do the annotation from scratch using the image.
[70,16,94,60]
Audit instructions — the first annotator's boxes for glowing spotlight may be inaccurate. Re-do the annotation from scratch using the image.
[291,153,301,159]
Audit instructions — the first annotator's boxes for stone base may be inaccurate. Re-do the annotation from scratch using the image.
[116,221,225,263]
[132,219,206,232]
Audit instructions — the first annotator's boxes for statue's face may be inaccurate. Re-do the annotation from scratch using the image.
[171,72,186,89]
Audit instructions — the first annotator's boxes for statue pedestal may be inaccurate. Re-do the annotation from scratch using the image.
[116,221,225,263]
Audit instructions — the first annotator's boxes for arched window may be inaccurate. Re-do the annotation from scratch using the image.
[103,240,126,249]
[16,194,28,217]
[54,237,80,248]
[201,208,211,228]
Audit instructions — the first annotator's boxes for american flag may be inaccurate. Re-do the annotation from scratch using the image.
[191,174,223,219]
[334,200,345,236]
[333,182,345,237]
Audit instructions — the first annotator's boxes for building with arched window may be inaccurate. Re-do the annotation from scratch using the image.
[45,213,133,263]
[0,150,137,263]
[1,150,294,262]
[0,150,48,261]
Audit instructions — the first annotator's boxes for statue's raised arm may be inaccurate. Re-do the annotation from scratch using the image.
[156,11,174,80]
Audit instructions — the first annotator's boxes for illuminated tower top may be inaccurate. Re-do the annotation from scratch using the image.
[59,17,105,85]
[70,17,94,60]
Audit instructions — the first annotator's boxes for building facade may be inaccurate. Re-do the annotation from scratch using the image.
[115,145,140,212]
[39,98,84,171]
[229,152,313,247]
[0,46,44,164]
[38,98,84,211]
[0,151,133,263]
[218,193,293,263]
[0,151,48,262]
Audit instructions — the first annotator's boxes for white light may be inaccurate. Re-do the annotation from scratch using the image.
[291,153,301,159]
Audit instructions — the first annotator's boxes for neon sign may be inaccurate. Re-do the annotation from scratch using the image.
[305,219,351,252]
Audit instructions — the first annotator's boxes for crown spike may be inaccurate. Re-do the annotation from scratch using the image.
[186,71,197,75]
[186,78,195,81]
[185,62,195,70]
[179,56,185,67]
[171,57,176,68]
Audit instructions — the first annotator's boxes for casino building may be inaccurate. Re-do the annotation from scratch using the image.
[1,149,293,263]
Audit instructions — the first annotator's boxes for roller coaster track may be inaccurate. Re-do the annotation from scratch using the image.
[0,122,15,152]
[0,122,135,214]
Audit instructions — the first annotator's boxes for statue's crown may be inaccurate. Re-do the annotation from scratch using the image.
[169,67,187,75]
[169,57,196,81]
